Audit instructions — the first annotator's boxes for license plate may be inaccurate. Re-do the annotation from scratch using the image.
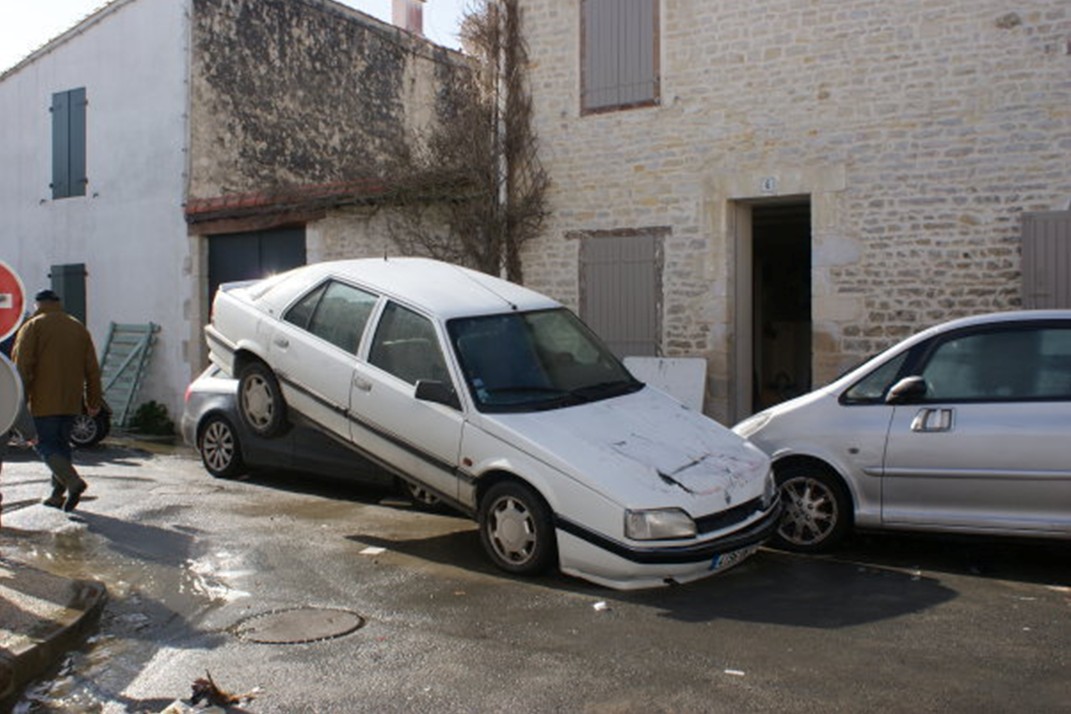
[710,545,758,572]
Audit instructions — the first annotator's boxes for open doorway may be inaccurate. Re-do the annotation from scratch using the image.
[733,199,812,419]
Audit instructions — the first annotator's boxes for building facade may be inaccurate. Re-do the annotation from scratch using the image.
[0,0,466,422]
[517,0,1071,423]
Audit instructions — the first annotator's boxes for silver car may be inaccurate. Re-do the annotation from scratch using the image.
[734,310,1071,552]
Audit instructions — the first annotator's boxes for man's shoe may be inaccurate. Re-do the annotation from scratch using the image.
[63,482,87,513]
[42,491,65,509]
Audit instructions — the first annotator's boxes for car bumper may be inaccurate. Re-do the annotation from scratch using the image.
[554,500,782,590]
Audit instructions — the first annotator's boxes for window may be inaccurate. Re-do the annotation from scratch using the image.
[285,281,377,354]
[51,88,87,199]
[369,302,449,385]
[581,0,659,113]
[842,351,910,404]
[920,326,1071,401]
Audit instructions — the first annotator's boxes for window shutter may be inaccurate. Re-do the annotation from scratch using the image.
[582,0,657,112]
[69,88,87,197]
[51,91,70,199]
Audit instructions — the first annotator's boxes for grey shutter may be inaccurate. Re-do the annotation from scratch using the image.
[582,0,657,112]
[69,88,87,197]
[579,231,662,357]
[50,88,87,199]
[1022,211,1071,308]
[51,91,70,199]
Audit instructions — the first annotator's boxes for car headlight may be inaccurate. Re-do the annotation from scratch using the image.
[733,411,772,438]
[625,508,697,540]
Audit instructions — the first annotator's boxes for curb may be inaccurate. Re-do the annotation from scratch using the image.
[0,572,107,710]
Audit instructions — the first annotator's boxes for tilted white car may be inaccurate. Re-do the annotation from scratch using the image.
[735,310,1071,552]
[205,257,780,589]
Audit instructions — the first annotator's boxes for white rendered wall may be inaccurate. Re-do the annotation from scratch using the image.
[0,0,193,424]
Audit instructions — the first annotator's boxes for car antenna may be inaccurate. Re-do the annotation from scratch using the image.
[455,265,518,311]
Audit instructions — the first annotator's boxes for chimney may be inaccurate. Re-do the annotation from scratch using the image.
[392,0,425,36]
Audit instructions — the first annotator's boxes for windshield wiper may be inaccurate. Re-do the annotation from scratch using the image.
[569,379,643,403]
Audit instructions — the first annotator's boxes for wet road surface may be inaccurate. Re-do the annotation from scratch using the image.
[1,442,1068,712]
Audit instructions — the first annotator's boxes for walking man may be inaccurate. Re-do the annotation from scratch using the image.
[12,289,103,512]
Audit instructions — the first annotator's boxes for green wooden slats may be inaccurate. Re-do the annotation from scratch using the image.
[100,322,159,427]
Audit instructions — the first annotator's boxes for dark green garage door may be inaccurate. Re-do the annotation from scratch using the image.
[208,227,307,300]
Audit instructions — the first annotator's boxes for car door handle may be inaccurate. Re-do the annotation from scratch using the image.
[910,408,954,432]
[273,337,289,349]
[353,376,373,392]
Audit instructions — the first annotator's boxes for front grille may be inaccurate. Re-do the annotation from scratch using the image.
[695,496,765,535]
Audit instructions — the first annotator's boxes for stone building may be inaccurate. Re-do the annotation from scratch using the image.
[516,0,1071,423]
[0,0,467,421]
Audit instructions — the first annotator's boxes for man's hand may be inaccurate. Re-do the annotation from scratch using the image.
[87,406,100,417]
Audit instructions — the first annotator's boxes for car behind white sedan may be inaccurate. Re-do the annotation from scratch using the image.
[734,310,1071,552]
[205,257,780,589]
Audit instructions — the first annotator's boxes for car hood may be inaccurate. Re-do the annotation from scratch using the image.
[479,387,770,512]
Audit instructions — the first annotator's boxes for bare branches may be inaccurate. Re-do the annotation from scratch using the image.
[386,0,548,280]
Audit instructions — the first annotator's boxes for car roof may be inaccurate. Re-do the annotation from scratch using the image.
[257,257,561,320]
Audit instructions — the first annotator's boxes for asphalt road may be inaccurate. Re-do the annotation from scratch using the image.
[1,442,1069,713]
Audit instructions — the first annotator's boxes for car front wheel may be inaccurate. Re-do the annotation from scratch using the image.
[199,415,245,478]
[478,481,557,575]
[237,361,287,438]
[772,463,852,553]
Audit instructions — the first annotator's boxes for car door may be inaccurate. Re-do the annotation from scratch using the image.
[881,322,1071,535]
[268,280,377,441]
[349,300,464,500]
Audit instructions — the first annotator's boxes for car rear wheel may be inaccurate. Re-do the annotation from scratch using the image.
[199,414,245,478]
[237,360,287,438]
[478,481,557,575]
[773,463,852,553]
[70,409,110,448]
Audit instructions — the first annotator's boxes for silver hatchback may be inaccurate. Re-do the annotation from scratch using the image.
[734,310,1071,552]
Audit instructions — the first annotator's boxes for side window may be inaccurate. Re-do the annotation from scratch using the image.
[284,281,376,354]
[369,302,450,385]
[284,283,327,330]
[842,351,910,404]
[920,326,1071,401]
[581,0,659,114]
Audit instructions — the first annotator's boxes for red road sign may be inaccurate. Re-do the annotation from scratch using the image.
[0,260,27,343]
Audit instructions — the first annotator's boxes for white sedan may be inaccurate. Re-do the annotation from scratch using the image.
[205,258,780,589]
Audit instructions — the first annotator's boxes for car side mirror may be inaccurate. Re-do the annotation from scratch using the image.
[415,379,461,410]
[885,376,928,404]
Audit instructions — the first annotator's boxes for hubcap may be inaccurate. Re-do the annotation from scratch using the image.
[779,476,838,546]
[242,375,274,428]
[71,415,97,443]
[489,496,536,564]
[202,421,234,472]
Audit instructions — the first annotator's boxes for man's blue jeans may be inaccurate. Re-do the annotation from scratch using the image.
[33,415,75,462]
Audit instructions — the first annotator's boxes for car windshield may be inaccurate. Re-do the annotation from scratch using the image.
[448,308,643,413]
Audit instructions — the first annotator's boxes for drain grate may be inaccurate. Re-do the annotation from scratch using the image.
[231,607,365,644]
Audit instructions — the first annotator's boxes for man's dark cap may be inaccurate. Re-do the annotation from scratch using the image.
[34,289,61,302]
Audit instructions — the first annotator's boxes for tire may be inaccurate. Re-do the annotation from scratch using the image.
[478,480,557,575]
[70,409,110,448]
[199,414,245,478]
[237,360,287,438]
[772,462,852,553]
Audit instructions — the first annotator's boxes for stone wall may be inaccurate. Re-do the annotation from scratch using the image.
[188,0,467,198]
[519,0,1071,421]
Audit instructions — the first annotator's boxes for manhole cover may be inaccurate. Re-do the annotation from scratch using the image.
[231,607,365,644]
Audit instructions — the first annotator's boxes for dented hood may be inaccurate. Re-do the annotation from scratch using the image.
[479,387,770,512]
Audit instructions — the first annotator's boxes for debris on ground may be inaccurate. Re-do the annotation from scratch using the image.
[190,670,257,707]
